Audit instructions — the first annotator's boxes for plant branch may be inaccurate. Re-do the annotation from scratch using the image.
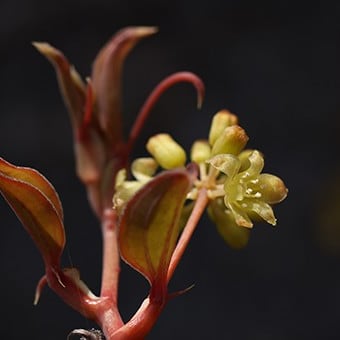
[167,188,209,282]
[100,208,121,305]
[127,72,205,153]
[106,297,165,340]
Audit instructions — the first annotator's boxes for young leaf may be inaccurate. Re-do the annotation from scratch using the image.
[118,168,193,298]
[0,158,65,265]
[32,42,86,129]
[91,26,157,144]
[0,158,63,219]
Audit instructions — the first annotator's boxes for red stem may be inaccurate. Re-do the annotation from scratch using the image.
[100,208,121,305]
[105,297,165,339]
[127,72,205,153]
[167,188,209,282]
[101,189,209,339]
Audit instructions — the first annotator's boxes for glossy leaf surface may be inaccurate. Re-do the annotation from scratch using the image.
[33,42,86,128]
[0,158,65,264]
[91,26,157,144]
[118,169,192,289]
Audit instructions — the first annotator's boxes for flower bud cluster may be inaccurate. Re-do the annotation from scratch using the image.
[113,109,287,248]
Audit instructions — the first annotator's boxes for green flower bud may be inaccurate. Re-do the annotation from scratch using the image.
[211,125,248,156]
[113,169,145,213]
[131,158,158,182]
[257,174,288,204]
[191,140,211,163]
[146,133,186,169]
[209,110,238,146]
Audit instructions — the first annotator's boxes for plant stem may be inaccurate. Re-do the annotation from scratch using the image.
[167,188,209,282]
[106,297,165,340]
[100,208,121,303]
[127,72,205,154]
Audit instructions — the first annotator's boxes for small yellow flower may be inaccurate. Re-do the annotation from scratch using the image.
[207,150,287,228]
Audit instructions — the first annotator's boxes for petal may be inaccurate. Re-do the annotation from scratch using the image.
[238,150,264,179]
[243,198,277,226]
[208,200,250,249]
[207,154,240,178]
[225,200,253,228]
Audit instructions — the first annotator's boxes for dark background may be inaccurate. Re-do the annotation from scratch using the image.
[0,0,339,339]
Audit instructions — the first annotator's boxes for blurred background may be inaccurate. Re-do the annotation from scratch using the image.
[0,0,339,339]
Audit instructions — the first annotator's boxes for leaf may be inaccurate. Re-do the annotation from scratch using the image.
[118,168,193,295]
[0,158,63,219]
[91,26,157,144]
[0,158,65,265]
[33,42,86,128]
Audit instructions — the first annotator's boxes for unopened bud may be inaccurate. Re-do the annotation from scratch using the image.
[211,125,248,156]
[209,110,238,146]
[257,174,288,204]
[131,158,158,181]
[146,134,186,169]
[191,140,211,163]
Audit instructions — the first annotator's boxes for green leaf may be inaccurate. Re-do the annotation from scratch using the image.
[118,168,193,296]
[0,158,65,265]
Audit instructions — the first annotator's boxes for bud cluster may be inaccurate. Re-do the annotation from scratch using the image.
[113,109,287,248]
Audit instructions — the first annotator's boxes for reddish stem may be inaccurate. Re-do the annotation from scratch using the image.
[45,266,101,320]
[100,208,121,305]
[106,297,165,340]
[101,189,209,339]
[167,188,209,282]
[127,72,205,153]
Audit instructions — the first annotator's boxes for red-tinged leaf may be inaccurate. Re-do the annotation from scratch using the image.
[118,169,193,295]
[32,42,86,128]
[0,158,63,219]
[91,26,157,144]
[0,161,65,265]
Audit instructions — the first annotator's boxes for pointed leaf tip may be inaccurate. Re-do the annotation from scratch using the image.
[91,26,158,144]
[33,41,86,128]
[118,168,193,297]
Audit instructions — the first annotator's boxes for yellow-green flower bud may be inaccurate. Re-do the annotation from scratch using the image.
[113,169,145,213]
[211,125,248,156]
[257,174,288,204]
[209,110,238,146]
[131,158,158,182]
[146,133,186,169]
[191,140,211,163]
